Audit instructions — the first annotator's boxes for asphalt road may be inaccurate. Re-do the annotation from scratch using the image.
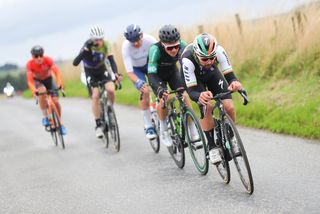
[1,97,319,214]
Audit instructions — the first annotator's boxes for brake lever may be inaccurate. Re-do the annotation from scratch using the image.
[238,89,249,105]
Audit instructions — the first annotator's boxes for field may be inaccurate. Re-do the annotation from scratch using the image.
[24,4,320,139]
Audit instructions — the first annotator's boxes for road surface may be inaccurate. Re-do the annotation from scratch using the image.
[0,97,319,214]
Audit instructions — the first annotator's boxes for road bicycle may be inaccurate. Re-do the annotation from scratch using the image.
[36,87,66,149]
[199,90,254,194]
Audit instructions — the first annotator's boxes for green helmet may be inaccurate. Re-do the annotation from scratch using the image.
[193,33,218,58]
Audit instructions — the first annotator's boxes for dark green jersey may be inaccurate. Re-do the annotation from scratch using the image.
[147,40,187,75]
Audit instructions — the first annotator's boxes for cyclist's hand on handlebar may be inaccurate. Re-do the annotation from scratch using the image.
[198,91,213,106]
[228,80,242,92]
[157,87,168,99]
[115,73,123,82]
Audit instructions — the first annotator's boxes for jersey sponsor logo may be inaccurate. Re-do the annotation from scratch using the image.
[148,66,157,73]
[219,79,224,89]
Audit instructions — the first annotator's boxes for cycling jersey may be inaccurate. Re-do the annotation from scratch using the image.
[73,40,118,92]
[181,44,238,101]
[26,56,63,93]
[147,40,187,94]
[122,34,157,73]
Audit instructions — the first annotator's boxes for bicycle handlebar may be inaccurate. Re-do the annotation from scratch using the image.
[35,87,66,97]
[198,89,249,119]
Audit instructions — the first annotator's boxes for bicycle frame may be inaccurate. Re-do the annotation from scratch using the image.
[36,89,63,130]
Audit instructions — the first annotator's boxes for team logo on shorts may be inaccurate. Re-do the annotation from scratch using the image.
[218,79,223,89]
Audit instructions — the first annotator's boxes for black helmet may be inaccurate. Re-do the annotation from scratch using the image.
[124,24,142,42]
[159,25,180,43]
[31,45,44,55]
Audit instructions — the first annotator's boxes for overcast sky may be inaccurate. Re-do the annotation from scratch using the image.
[0,0,314,66]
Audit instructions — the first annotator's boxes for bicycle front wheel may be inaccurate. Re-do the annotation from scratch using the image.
[184,108,208,175]
[167,111,185,169]
[52,110,65,149]
[108,105,120,152]
[224,114,254,194]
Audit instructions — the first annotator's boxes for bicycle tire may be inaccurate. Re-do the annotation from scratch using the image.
[224,114,254,194]
[108,105,120,152]
[52,109,65,149]
[184,108,208,175]
[50,124,58,147]
[213,119,231,184]
[101,102,109,148]
[167,101,185,168]
[149,112,160,153]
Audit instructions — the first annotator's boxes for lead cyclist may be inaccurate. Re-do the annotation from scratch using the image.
[181,33,243,164]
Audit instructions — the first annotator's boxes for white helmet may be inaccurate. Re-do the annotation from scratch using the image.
[90,26,104,40]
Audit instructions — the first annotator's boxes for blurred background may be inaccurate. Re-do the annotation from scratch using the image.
[0,0,319,139]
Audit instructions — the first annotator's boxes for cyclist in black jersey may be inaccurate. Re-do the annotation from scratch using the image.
[73,26,122,139]
[181,33,243,164]
[147,25,198,147]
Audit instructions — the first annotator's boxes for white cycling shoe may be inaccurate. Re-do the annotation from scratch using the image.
[209,148,222,164]
[160,130,173,147]
[95,126,104,139]
[189,123,200,141]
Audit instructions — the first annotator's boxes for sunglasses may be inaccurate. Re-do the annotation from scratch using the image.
[200,56,215,62]
[34,54,43,58]
[165,44,180,51]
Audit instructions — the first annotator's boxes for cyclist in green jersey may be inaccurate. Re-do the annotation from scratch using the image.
[148,25,198,147]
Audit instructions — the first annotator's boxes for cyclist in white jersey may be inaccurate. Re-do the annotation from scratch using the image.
[122,24,157,139]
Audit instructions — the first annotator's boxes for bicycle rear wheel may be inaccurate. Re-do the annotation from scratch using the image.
[52,110,65,149]
[184,108,208,175]
[149,111,160,153]
[167,104,185,168]
[224,114,254,194]
[108,105,120,152]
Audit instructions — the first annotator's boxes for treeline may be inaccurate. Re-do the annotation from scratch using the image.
[0,63,19,72]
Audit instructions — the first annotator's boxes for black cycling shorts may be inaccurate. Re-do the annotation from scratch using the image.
[151,66,185,95]
[34,76,59,97]
[193,67,231,100]
[84,67,112,96]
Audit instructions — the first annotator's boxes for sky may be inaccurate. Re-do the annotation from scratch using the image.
[0,0,315,66]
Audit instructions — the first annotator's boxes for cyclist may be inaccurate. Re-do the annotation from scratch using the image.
[26,45,67,135]
[181,33,243,164]
[122,24,157,140]
[147,25,197,147]
[73,26,122,139]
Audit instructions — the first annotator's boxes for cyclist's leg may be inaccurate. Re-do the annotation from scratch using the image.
[34,79,48,117]
[105,81,115,104]
[87,73,102,127]
[205,69,234,121]
[133,66,153,130]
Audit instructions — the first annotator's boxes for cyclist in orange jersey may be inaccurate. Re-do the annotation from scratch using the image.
[26,45,66,135]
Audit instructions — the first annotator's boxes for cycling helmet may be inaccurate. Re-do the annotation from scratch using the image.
[159,25,180,43]
[124,24,142,42]
[31,45,44,55]
[193,33,218,58]
[90,26,104,40]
